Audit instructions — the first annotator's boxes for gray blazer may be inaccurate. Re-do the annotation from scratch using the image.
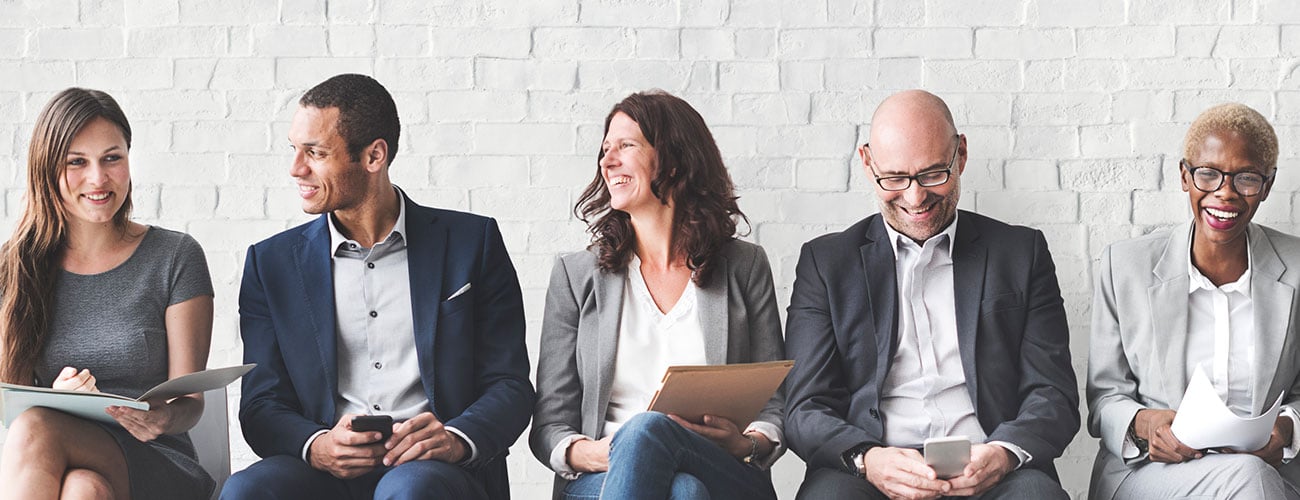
[1088,222,1300,500]
[529,239,786,495]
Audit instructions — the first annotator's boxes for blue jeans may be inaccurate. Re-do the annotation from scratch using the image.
[563,412,778,500]
[220,455,487,500]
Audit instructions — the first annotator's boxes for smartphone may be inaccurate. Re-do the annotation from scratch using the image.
[351,415,393,442]
[923,436,971,479]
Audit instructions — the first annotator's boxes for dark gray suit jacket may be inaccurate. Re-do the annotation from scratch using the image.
[784,211,1080,478]
[529,239,786,496]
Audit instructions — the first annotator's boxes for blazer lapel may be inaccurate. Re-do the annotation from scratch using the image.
[1249,226,1295,413]
[404,201,447,410]
[700,255,730,365]
[1150,224,1192,405]
[296,215,340,416]
[594,267,624,433]
[860,217,899,390]
[952,216,986,413]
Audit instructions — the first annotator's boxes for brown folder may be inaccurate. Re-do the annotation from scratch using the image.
[646,360,794,426]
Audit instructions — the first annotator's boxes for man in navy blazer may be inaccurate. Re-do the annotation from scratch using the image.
[221,74,534,500]
[784,90,1079,499]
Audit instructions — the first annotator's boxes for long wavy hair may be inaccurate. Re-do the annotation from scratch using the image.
[575,90,748,287]
[0,88,133,384]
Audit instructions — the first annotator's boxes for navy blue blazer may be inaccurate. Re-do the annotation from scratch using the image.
[783,211,1079,479]
[237,195,535,499]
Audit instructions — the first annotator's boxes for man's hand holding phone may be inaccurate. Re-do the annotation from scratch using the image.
[308,414,389,479]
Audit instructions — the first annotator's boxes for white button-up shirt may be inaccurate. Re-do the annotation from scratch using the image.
[879,215,1031,466]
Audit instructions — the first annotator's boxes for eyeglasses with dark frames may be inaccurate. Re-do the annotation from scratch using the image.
[1180,159,1272,197]
[866,135,960,192]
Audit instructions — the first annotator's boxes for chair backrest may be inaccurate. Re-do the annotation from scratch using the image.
[192,387,231,500]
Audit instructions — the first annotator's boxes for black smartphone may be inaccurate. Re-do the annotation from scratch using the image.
[351,415,393,442]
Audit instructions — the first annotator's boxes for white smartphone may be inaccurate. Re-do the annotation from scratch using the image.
[923,436,971,479]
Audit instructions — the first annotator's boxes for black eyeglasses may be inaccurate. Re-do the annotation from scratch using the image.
[867,135,960,192]
[1180,159,1272,197]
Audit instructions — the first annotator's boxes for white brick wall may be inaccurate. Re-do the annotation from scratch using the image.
[6,1,1297,498]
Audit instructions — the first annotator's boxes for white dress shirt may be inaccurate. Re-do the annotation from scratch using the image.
[879,215,1031,466]
[549,255,784,477]
[301,191,477,463]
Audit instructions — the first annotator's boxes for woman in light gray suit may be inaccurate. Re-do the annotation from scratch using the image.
[1089,103,1300,499]
[530,90,785,500]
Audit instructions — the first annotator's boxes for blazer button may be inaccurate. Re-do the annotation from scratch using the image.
[869,408,879,420]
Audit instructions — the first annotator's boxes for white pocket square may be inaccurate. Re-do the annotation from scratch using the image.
[446,282,472,301]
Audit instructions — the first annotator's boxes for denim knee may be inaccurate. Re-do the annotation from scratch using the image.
[668,473,707,499]
[613,412,677,443]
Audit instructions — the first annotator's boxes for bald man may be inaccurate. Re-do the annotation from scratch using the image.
[783,90,1079,499]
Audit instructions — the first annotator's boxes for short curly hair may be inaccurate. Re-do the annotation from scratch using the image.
[300,74,400,165]
[1183,102,1278,172]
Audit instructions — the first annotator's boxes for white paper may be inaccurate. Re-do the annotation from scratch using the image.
[1170,365,1284,451]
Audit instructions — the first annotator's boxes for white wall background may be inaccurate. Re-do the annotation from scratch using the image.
[5,0,1300,498]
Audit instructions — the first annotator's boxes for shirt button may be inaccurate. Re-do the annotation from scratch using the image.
[367,262,375,269]
[373,362,382,369]
[373,404,381,411]
[350,243,358,249]
[369,311,378,318]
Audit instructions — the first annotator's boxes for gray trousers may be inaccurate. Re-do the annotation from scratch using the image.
[1112,454,1300,500]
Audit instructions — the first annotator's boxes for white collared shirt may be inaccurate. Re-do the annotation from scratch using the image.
[879,214,1031,466]
[301,190,477,463]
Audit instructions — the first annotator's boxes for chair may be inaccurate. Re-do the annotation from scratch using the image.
[192,387,232,500]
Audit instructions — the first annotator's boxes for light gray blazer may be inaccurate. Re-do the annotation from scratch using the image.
[529,239,786,495]
[1087,222,1300,499]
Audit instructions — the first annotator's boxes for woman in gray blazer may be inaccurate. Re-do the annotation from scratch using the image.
[1088,103,1300,499]
[530,90,785,500]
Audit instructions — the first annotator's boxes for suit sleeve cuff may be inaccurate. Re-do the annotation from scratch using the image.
[302,429,330,463]
[444,426,478,464]
[1281,407,1300,463]
[549,434,589,480]
[988,441,1032,470]
[745,421,785,470]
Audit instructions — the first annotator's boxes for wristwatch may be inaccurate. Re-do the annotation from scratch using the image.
[841,443,876,478]
[742,433,760,465]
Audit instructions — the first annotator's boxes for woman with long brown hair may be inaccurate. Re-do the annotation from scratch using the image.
[0,88,216,500]
[531,90,785,499]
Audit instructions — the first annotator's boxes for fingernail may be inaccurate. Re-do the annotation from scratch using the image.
[383,458,391,466]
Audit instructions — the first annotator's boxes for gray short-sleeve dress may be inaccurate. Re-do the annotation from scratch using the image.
[34,226,216,500]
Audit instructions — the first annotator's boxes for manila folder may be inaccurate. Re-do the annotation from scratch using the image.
[647,360,793,426]
[1,363,255,426]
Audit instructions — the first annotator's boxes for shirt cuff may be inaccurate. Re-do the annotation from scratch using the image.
[444,426,478,464]
[988,440,1032,470]
[549,434,589,480]
[1281,407,1300,463]
[302,429,330,463]
[745,421,785,470]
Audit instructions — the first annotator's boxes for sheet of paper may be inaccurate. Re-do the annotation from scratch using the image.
[1170,365,1283,451]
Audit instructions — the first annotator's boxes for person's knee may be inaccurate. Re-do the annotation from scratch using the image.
[62,468,115,500]
[221,456,318,500]
[1209,454,1285,494]
[374,461,484,500]
[796,467,882,500]
[6,407,66,449]
[668,473,707,499]
[989,468,1067,500]
[616,412,677,441]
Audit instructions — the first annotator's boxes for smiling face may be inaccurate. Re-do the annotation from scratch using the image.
[599,112,663,215]
[1183,129,1272,248]
[59,117,131,226]
[287,105,370,215]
